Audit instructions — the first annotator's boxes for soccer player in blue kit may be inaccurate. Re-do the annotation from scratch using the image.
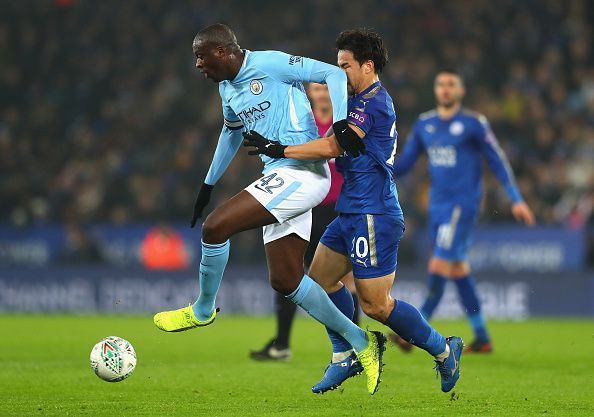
[244,29,463,394]
[153,24,385,394]
[392,69,535,353]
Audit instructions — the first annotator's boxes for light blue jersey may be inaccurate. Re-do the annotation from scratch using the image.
[205,50,348,184]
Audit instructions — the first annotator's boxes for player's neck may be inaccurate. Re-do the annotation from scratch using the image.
[437,103,462,120]
[355,75,380,95]
[228,50,246,80]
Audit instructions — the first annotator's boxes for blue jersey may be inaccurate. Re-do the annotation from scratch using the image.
[394,108,522,214]
[216,50,347,175]
[335,82,402,217]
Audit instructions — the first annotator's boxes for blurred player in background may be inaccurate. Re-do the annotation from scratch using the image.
[250,83,360,361]
[245,29,463,394]
[153,23,384,394]
[392,69,536,353]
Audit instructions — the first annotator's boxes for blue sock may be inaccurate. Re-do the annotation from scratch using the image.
[385,300,447,357]
[454,276,490,342]
[192,240,230,321]
[326,285,354,353]
[287,275,368,352]
[421,273,446,320]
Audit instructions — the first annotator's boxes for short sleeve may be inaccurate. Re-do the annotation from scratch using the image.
[347,106,374,135]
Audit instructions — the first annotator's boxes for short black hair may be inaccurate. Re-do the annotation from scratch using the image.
[436,68,465,85]
[335,29,388,73]
[194,23,238,48]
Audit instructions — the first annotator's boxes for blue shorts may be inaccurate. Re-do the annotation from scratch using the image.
[429,205,478,261]
[320,213,405,279]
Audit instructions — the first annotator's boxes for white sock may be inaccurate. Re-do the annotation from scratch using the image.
[435,343,450,362]
[331,349,354,363]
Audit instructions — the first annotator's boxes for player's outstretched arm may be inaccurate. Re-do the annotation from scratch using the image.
[393,122,423,176]
[243,123,365,160]
[190,126,243,227]
[475,118,535,225]
[511,201,536,226]
[257,52,366,155]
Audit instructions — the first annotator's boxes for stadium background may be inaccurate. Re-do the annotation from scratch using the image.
[1,2,594,416]
[1,0,593,316]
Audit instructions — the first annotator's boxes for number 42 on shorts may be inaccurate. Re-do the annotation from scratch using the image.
[254,173,285,194]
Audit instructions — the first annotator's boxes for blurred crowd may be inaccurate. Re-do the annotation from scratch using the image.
[1,0,593,237]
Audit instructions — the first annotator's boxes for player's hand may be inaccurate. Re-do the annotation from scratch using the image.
[511,201,535,226]
[242,131,287,158]
[333,119,365,157]
[190,183,214,228]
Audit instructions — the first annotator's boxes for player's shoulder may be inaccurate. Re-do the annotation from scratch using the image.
[417,109,438,123]
[356,84,394,116]
[460,108,489,126]
[249,50,296,67]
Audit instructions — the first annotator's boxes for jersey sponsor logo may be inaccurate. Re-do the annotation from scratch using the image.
[237,100,271,124]
[249,79,263,95]
[348,110,365,124]
[449,121,464,135]
[428,145,457,167]
[288,55,302,66]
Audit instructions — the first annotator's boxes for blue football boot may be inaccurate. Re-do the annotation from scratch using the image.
[434,336,464,392]
[312,353,364,394]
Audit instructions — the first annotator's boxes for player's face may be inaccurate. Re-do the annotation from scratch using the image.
[307,83,331,109]
[434,73,465,108]
[193,40,227,82]
[337,50,366,95]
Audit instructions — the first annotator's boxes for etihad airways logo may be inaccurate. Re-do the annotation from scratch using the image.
[237,100,271,123]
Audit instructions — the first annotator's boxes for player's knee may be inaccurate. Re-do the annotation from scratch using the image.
[201,214,227,244]
[269,275,298,296]
[360,300,391,322]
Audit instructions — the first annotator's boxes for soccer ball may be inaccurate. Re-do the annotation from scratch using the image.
[90,336,136,382]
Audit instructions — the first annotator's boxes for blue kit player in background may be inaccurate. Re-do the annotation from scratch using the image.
[392,69,535,353]
[153,23,385,394]
[244,29,463,394]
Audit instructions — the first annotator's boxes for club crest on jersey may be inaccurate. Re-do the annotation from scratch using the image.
[449,121,464,135]
[250,79,263,95]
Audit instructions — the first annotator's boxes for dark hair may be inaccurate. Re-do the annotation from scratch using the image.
[195,23,238,48]
[335,29,388,73]
[436,68,464,84]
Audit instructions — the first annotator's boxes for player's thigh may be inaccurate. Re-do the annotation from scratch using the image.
[265,233,309,294]
[428,256,470,278]
[308,243,351,293]
[202,190,277,243]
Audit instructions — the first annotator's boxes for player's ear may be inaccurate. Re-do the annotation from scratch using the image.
[214,45,226,57]
[364,60,374,74]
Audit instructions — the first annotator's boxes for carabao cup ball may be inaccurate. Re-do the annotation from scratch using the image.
[90,336,136,382]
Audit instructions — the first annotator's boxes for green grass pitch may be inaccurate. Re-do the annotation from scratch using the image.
[1,315,592,416]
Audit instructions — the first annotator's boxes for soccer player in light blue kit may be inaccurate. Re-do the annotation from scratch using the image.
[392,69,535,353]
[153,24,385,394]
[245,29,463,394]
